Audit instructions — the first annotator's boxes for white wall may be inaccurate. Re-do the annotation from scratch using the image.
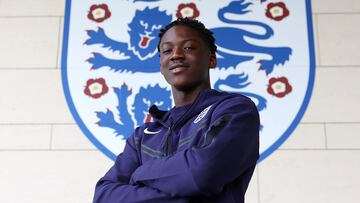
[0,0,359,202]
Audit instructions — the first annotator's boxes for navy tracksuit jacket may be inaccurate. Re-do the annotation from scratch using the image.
[93,89,260,203]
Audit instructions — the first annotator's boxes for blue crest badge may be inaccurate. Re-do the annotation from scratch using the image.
[62,0,315,162]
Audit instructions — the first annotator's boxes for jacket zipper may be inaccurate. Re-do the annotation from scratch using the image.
[164,104,195,156]
[157,91,204,156]
[166,127,172,156]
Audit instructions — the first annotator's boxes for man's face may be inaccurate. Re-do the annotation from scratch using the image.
[159,25,216,91]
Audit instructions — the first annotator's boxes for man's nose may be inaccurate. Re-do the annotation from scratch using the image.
[170,47,185,61]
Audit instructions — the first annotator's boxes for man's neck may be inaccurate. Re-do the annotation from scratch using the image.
[172,84,211,107]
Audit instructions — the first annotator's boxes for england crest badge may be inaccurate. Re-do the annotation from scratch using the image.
[62,0,315,162]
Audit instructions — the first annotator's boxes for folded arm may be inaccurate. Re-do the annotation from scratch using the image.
[130,97,260,197]
[93,130,189,203]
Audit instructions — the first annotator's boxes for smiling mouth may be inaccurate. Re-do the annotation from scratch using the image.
[169,63,189,70]
[169,64,189,73]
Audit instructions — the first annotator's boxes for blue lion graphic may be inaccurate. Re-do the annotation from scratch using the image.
[86,7,172,72]
[214,73,266,112]
[86,1,291,75]
[133,85,172,125]
[85,0,294,136]
[96,84,172,139]
[213,0,292,75]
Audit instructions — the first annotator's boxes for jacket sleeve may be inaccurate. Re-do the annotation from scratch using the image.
[130,97,260,197]
[93,129,189,203]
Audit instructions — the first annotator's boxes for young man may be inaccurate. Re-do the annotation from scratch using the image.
[93,18,259,203]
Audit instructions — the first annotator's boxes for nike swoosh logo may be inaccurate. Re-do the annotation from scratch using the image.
[144,128,161,135]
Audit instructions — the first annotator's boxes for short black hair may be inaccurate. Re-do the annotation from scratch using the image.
[157,18,217,55]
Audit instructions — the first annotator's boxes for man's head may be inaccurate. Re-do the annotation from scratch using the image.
[158,18,217,92]
[157,18,217,55]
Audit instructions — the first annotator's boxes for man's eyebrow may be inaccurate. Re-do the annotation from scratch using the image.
[160,39,199,46]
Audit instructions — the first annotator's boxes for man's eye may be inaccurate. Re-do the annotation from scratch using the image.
[161,49,172,54]
[184,47,194,51]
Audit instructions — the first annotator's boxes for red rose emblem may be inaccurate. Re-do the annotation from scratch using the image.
[176,3,200,20]
[265,2,289,21]
[267,77,292,98]
[84,78,109,99]
[87,4,111,23]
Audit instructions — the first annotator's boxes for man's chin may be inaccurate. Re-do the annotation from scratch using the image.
[171,82,206,93]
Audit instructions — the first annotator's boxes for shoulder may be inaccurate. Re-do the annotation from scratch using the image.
[206,89,255,106]
[207,92,259,129]
[213,91,257,113]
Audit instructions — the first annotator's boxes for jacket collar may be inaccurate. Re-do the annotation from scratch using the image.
[149,89,226,126]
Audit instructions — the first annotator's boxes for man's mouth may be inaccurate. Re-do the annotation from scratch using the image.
[169,63,189,70]
[169,63,190,74]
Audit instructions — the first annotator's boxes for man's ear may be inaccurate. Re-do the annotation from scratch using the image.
[160,63,165,75]
[209,53,217,69]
